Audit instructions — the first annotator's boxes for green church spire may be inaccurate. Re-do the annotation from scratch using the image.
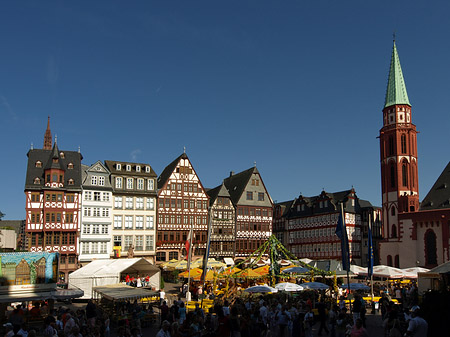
[384,41,410,108]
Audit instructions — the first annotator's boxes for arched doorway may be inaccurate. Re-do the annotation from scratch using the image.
[424,230,437,267]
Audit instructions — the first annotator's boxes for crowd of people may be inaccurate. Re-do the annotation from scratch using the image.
[155,286,429,337]
[124,275,153,288]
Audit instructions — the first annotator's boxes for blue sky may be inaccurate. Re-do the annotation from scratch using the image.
[1,1,450,219]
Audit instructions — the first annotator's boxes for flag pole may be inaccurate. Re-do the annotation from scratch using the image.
[369,213,375,313]
[186,225,194,303]
[341,202,352,314]
[201,206,213,307]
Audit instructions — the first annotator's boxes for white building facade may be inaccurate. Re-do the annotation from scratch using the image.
[79,161,113,263]
[105,161,158,262]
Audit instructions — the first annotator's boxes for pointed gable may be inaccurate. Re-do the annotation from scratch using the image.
[420,161,450,210]
[207,182,231,206]
[157,153,186,190]
[223,167,272,207]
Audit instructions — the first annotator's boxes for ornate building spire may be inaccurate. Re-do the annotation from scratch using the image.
[43,116,52,150]
[384,41,410,108]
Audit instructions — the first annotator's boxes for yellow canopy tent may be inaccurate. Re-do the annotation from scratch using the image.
[234,269,262,278]
[253,265,270,275]
[178,268,203,279]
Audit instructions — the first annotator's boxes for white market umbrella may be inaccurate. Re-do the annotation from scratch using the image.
[283,266,310,274]
[350,265,367,276]
[275,282,304,292]
[340,283,370,291]
[244,285,278,293]
[402,267,430,279]
[299,282,330,290]
[372,265,405,279]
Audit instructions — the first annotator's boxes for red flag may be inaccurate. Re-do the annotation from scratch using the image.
[185,230,192,260]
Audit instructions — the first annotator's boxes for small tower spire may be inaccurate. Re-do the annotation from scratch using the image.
[384,40,410,108]
[43,116,52,150]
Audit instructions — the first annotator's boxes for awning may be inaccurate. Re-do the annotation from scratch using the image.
[93,284,158,301]
[224,258,235,266]
[0,288,84,303]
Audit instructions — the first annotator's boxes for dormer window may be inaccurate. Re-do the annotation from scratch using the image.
[34,178,40,184]
[126,165,131,172]
[116,163,121,171]
[59,152,65,158]
[68,179,74,185]
[53,158,58,163]
[67,163,74,169]
[35,161,42,168]
[145,166,150,173]
[136,166,141,172]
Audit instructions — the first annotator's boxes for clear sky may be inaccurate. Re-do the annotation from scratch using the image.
[1,1,450,220]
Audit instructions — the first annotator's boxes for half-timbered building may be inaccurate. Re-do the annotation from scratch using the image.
[25,119,82,282]
[105,160,158,261]
[207,183,236,259]
[79,161,113,264]
[222,167,273,259]
[286,189,364,265]
[156,153,209,262]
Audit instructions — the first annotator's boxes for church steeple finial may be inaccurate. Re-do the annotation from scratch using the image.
[43,116,52,150]
[384,40,410,108]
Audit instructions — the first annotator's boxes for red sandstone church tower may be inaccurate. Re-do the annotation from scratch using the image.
[379,41,419,256]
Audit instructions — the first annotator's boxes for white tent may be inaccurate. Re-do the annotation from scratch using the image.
[68,258,160,299]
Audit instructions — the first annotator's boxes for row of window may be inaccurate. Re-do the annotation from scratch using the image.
[158,198,208,210]
[158,214,207,225]
[29,232,76,246]
[114,196,154,210]
[210,241,234,252]
[289,227,360,239]
[237,207,272,217]
[81,242,108,254]
[115,163,151,173]
[236,239,266,251]
[156,231,207,243]
[290,242,361,254]
[84,207,110,217]
[90,176,106,186]
[34,212,75,224]
[115,177,155,191]
[30,193,75,203]
[236,223,271,232]
[213,211,234,220]
[82,224,109,235]
[85,191,110,201]
[166,182,203,193]
[156,251,179,262]
[113,215,154,230]
[246,192,265,201]
[113,234,154,251]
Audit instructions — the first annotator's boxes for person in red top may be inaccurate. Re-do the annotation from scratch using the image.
[126,274,131,285]
[29,303,41,319]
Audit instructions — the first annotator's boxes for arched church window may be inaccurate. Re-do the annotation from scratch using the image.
[391,207,396,216]
[402,161,408,187]
[425,230,437,266]
[401,134,407,153]
[390,164,396,188]
[387,255,393,267]
[391,224,397,238]
[395,255,400,268]
[388,136,394,156]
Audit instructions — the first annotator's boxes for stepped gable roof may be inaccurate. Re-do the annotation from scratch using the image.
[384,41,410,108]
[223,167,257,203]
[420,161,450,210]
[25,147,83,190]
[157,153,187,190]
[207,182,231,206]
